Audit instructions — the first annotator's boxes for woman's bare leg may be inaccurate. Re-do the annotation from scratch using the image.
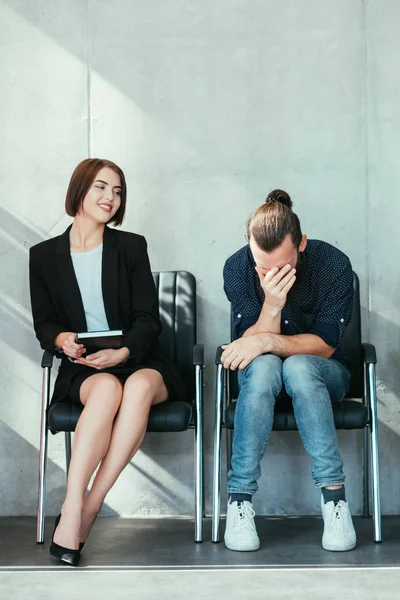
[79,369,168,541]
[54,373,123,549]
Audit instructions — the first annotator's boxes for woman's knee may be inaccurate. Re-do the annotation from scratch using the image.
[122,370,167,406]
[81,373,123,407]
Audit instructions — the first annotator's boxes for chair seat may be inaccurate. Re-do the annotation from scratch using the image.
[224,397,368,431]
[48,400,193,434]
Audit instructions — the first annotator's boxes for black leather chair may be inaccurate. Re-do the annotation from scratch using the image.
[212,272,381,543]
[37,271,204,543]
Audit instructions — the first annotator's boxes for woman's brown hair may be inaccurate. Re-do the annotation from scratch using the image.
[246,189,302,251]
[65,158,127,226]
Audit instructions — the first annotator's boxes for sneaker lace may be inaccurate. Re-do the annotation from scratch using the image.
[236,502,256,530]
[328,502,346,534]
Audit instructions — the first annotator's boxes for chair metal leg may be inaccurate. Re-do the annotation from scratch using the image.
[212,364,225,543]
[226,372,232,473]
[37,366,50,544]
[226,428,233,475]
[368,363,381,542]
[65,432,72,479]
[362,426,370,518]
[194,365,204,543]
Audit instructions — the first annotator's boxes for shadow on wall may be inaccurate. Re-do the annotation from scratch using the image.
[374,421,400,516]
[364,306,400,396]
[0,420,119,517]
[128,454,191,516]
[0,207,47,361]
[361,305,400,425]
[0,206,46,248]
[1,0,291,172]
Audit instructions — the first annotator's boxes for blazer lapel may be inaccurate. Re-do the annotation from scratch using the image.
[55,225,88,332]
[101,226,120,330]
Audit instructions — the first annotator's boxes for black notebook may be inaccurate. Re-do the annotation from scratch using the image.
[76,330,123,353]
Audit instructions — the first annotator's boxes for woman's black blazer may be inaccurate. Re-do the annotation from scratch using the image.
[29,225,184,404]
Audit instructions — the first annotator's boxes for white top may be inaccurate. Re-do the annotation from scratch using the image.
[70,243,110,332]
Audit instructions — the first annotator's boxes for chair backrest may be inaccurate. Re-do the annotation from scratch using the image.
[153,271,197,400]
[341,272,363,398]
[230,271,364,399]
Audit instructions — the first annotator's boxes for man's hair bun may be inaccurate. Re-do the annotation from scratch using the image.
[265,189,293,209]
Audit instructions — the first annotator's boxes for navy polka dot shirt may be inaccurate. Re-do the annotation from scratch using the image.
[223,239,353,369]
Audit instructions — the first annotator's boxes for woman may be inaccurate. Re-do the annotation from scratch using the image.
[29,158,184,566]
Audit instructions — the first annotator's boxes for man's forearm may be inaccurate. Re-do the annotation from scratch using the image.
[243,304,281,337]
[258,333,335,359]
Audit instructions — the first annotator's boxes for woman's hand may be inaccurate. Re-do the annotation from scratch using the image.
[74,347,130,370]
[54,332,86,359]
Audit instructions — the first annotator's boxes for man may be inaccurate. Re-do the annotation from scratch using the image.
[221,189,356,552]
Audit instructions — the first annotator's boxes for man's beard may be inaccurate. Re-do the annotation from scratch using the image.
[286,252,305,302]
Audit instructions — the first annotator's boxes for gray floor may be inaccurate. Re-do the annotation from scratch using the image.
[2,569,400,600]
[0,516,399,570]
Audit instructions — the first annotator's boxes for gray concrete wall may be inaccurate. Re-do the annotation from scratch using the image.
[0,0,398,517]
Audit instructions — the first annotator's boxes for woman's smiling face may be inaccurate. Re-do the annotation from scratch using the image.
[79,167,122,224]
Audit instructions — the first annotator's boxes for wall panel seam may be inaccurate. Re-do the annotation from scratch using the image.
[85,0,93,157]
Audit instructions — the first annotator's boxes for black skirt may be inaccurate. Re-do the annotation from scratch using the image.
[51,344,186,407]
[68,359,179,406]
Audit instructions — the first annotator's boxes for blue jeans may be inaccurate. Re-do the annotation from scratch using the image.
[227,354,351,495]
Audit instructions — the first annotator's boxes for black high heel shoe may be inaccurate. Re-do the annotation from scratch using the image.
[50,514,81,566]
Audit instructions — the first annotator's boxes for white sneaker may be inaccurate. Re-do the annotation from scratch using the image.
[321,496,357,551]
[224,501,260,552]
